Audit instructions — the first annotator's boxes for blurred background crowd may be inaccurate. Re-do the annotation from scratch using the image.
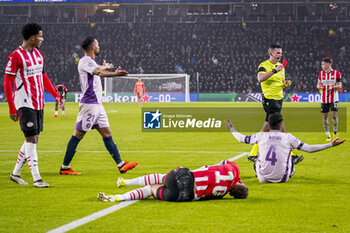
[0,1,348,93]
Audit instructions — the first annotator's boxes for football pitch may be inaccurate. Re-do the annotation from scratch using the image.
[0,102,349,233]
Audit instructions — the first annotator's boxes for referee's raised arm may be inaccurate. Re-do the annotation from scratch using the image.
[257,64,283,82]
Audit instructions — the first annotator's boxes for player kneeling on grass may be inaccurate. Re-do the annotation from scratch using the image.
[98,160,248,202]
[224,112,345,183]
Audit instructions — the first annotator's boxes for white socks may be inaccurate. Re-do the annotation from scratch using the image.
[125,174,165,186]
[332,117,338,134]
[61,165,70,169]
[25,142,42,181]
[324,117,339,137]
[117,186,152,201]
[12,141,27,176]
[323,118,331,138]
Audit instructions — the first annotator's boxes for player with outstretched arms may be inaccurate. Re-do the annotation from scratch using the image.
[4,23,63,188]
[54,84,67,117]
[59,37,138,175]
[316,57,342,141]
[225,112,345,183]
[98,160,248,202]
[134,78,146,106]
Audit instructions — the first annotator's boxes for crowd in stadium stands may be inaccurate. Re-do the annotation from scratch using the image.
[0,21,348,94]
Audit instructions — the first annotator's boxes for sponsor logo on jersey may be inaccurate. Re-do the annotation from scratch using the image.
[25,65,43,77]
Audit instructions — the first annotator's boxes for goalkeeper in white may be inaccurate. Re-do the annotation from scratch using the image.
[224,112,345,183]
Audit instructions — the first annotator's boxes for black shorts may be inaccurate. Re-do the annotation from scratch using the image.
[156,167,194,202]
[17,107,43,137]
[321,102,338,113]
[262,96,283,121]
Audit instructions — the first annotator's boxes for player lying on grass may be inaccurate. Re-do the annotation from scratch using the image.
[224,112,345,183]
[98,160,248,202]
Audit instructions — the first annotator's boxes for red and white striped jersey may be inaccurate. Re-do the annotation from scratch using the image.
[192,160,241,200]
[318,70,341,103]
[5,46,45,110]
[55,84,67,99]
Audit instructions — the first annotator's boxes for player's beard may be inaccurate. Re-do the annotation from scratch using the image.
[95,50,100,56]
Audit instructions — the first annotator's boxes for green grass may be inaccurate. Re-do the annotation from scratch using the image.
[0,102,349,233]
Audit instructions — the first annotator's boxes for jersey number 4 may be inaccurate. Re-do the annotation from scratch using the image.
[265,145,277,165]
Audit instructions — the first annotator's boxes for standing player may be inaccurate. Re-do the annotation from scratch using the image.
[249,45,292,160]
[98,160,248,202]
[54,84,67,118]
[4,23,63,187]
[225,113,345,183]
[59,36,138,175]
[316,57,342,141]
[134,78,146,106]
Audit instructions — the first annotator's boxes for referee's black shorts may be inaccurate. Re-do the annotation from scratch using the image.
[17,107,43,137]
[262,95,283,122]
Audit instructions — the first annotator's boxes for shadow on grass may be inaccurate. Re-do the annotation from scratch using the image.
[290,176,350,185]
[88,196,281,204]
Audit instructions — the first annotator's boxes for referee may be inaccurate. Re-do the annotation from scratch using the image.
[258,44,291,132]
[249,45,293,160]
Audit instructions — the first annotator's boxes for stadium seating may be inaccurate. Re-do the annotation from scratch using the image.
[0,21,348,93]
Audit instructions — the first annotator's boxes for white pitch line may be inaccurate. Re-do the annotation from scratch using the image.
[228,152,249,161]
[45,151,248,233]
[0,150,246,154]
[46,200,139,233]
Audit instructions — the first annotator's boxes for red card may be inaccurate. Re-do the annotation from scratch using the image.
[282,60,288,68]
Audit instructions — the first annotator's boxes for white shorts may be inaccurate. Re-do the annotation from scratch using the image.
[255,165,292,183]
[75,103,110,132]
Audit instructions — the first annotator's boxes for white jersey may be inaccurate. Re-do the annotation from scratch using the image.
[245,130,304,183]
[78,56,102,104]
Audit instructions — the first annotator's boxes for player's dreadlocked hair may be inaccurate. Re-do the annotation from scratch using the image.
[22,23,42,40]
[268,112,283,130]
[81,36,96,51]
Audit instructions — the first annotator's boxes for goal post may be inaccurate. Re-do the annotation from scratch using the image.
[104,74,190,103]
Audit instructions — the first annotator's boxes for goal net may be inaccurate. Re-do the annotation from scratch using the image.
[104,74,190,102]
